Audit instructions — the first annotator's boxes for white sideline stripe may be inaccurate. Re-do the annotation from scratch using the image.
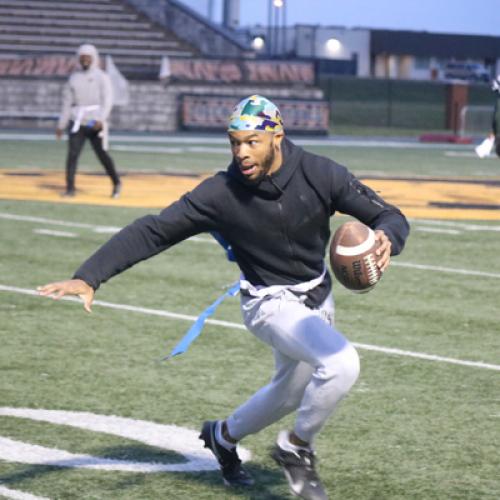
[0,213,216,244]
[444,151,495,158]
[0,132,468,149]
[0,485,50,500]
[1,284,499,372]
[1,285,243,330]
[414,226,461,235]
[111,145,228,155]
[391,261,500,279]
[0,212,121,233]
[33,228,76,238]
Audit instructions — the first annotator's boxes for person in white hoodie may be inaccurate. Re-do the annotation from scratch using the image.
[56,44,121,198]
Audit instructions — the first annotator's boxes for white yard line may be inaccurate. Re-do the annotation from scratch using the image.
[413,226,462,235]
[1,284,499,372]
[0,485,50,500]
[33,229,76,238]
[353,343,500,371]
[0,212,121,233]
[4,212,500,235]
[1,212,499,278]
[391,261,500,279]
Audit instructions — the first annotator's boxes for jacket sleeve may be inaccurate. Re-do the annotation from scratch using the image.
[73,177,221,290]
[330,164,410,256]
[57,78,73,129]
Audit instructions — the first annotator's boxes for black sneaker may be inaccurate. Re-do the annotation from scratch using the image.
[199,420,254,487]
[271,432,328,500]
[61,189,75,198]
[111,182,122,199]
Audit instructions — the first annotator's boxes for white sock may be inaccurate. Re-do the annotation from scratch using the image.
[277,430,312,453]
[215,420,236,451]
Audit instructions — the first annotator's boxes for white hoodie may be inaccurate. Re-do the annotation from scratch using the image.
[58,44,113,147]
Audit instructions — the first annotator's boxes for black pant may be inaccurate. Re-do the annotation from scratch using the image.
[65,123,120,192]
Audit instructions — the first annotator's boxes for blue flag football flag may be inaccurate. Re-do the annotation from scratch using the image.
[164,231,239,360]
[164,282,240,359]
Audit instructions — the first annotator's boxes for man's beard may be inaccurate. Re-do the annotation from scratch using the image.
[261,146,276,175]
[234,143,276,183]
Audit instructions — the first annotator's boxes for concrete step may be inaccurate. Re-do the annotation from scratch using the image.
[0,7,139,21]
[0,44,194,58]
[0,34,180,49]
[0,25,166,40]
[0,15,152,30]
[0,0,125,12]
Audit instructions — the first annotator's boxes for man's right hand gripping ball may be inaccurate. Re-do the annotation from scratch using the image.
[37,279,94,313]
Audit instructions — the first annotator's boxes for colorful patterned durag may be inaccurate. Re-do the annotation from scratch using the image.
[228,95,284,132]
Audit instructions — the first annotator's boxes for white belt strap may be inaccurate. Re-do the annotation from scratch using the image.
[71,105,100,133]
[240,266,326,299]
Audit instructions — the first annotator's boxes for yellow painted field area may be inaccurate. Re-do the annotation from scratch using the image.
[0,170,204,208]
[0,169,499,220]
[367,178,500,220]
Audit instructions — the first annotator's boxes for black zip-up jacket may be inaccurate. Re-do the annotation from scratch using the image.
[74,138,409,307]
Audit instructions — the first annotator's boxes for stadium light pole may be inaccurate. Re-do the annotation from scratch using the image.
[272,0,284,58]
[282,0,287,55]
[207,0,215,21]
[267,0,273,56]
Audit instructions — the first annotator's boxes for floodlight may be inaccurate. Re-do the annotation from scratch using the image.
[251,36,265,50]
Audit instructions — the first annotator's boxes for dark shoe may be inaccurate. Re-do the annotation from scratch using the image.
[61,189,75,198]
[111,182,122,199]
[199,420,254,487]
[271,431,328,500]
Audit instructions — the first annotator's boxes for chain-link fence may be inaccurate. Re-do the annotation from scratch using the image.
[318,76,493,131]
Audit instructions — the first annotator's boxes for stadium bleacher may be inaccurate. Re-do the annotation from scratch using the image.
[0,0,198,78]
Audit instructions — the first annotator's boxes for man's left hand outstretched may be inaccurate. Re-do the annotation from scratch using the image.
[37,279,94,313]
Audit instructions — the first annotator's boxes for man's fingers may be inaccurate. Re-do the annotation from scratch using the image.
[37,284,61,297]
[38,280,94,311]
[374,230,392,271]
[81,293,93,313]
[378,255,391,273]
[375,234,390,255]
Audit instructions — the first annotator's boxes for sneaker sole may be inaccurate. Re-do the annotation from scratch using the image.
[271,448,325,499]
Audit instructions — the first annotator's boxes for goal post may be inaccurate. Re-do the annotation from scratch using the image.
[459,105,493,138]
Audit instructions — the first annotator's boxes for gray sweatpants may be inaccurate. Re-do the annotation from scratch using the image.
[226,289,360,444]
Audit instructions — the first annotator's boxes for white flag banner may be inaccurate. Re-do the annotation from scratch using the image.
[106,55,130,106]
[159,55,171,80]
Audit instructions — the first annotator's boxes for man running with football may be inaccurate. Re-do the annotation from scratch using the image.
[39,95,409,500]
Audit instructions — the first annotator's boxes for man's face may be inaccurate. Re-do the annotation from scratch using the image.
[79,54,92,70]
[228,130,284,182]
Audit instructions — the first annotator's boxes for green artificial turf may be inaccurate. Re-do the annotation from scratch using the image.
[0,135,499,499]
